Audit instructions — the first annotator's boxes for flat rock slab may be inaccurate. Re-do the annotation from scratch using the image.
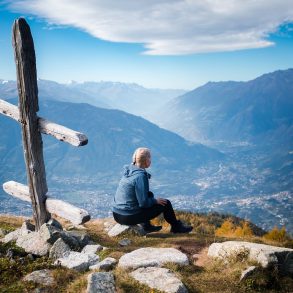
[108,223,146,237]
[208,241,293,274]
[130,267,188,293]
[118,247,189,270]
[23,269,54,286]
[55,251,99,272]
[90,257,117,271]
[82,244,103,254]
[87,272,116,293]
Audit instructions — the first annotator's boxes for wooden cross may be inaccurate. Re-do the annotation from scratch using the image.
[0,18,90,230]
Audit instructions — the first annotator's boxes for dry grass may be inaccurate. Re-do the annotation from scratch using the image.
[1,214,292,293]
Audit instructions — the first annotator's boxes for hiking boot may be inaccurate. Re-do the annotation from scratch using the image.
[170,220,193,233]
[140,222,162,233]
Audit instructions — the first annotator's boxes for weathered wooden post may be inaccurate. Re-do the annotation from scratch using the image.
[0,17,90,229]
[12,18,50,230]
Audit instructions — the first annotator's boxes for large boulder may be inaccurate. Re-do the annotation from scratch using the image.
[87,272,116,293]
[16,231,52,256]
[55,251,99,272]
[208,241,293,274]
[108,223,146,237]
[23,269,55,286]
[130,267,188,293]
[118,247,189,270]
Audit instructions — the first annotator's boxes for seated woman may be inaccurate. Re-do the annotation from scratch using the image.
[112,147,193,233]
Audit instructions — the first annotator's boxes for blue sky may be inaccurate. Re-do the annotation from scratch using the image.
[0,0,293,90]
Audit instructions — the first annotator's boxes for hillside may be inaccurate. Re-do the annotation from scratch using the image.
[155,69,293,147]
[0,98,222,219]
[0,213,292,293]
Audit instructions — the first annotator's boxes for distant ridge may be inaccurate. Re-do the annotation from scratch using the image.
[155,68,293,147]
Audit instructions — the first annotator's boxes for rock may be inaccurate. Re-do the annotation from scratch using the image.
[130,267,187,293]
[103,220,116,232]
[87,272,116,293]
[59,231,81,250]
[39,223,61,244]
[3,229,22,243]
[15,222,65,256]
[23,269,54,286]
[108,223,146,237]
[89,257,117,271]
[208,241,293,274]
[22,220,35,232]
[49,238,71,261]
[47,218,63,230]
[55,251,99,272]
[16,231,52,256]
[119,238,131,247]
[82,244,103,254]
[66,230,91,249]
[118,247,189,270]
[240,266,257,281]
[3,220,35,243]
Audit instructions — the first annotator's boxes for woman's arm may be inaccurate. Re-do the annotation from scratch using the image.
[134,174,156,208]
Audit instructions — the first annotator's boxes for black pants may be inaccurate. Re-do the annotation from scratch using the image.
[113,199,177,226]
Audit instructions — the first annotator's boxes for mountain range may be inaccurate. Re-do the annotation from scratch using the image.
[154,69,293,149]
[0,79,185,119]
[0,69,292,234]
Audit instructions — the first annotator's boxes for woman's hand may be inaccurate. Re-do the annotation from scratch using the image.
[156,198,168,206]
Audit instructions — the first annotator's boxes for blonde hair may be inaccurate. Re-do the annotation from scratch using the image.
[132,147,151,166]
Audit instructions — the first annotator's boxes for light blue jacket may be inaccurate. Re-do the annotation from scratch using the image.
[112,164,156,215]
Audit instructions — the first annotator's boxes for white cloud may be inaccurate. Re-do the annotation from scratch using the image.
[5,0,293,55]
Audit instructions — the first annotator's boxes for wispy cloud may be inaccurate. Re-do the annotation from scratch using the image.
[5,0,293,55]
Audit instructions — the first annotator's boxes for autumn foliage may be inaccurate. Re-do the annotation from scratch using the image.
[215,219,254,238]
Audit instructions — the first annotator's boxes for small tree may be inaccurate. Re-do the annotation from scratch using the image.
[215,219,235,237]
[234,221,253,238]
[263,226,289,242]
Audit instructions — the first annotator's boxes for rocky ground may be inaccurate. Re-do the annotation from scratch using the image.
[0,214,293,293]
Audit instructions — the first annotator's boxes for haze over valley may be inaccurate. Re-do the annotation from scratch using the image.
[0,69,292,234]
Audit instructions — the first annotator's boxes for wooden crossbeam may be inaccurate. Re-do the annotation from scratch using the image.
[0,99,88,147]
[3,181,90,225]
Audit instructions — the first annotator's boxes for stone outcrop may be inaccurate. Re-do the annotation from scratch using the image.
[118,247,189,270]
[130,267,188,293]
[108,223,146,237]
[55,251,100,272]
[208,241,293,274]
[23,269,55,286]
[87,272,116,293]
